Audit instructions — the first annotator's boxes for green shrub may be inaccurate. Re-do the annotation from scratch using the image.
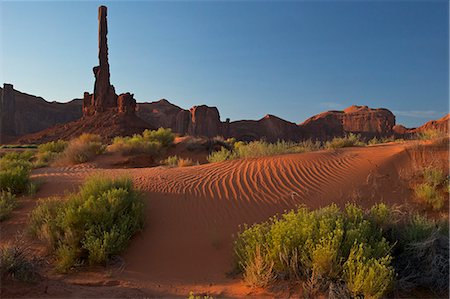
[0,242,38,283]
[37,140,68,154]
[207,140,323,163]
[325,133,365,149]
[423,167,446,187]
[163,155,179,167]
[207,147,236,163]
[187,291,214,299]
[142,128,175,147]
[108,128,174,156]
[0,191,17,221]
[0,153,33,194]
[344,243,394,299]
[163,156,194,167]
[414,183,445,211]
[416,129,445,140]
[29,176,145,272]
[34,140,68,167]
[234,204,393,297]
[58,134,105,164]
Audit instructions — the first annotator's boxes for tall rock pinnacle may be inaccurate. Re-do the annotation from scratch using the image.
[82,5,138,117]
[91,5,117,113]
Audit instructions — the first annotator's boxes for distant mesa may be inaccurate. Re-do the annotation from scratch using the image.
[0,5,447,144]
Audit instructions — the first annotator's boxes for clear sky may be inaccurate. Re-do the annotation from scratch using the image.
[1,1,448,127]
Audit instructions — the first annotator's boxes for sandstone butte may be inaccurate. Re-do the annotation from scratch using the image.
[0,5,447,144]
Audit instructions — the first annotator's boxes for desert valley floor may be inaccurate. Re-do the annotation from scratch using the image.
[1,139,448,298]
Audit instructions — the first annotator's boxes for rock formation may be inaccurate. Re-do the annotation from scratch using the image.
[300,105,395,140]
[136,101,222,137]
[0,84,16,143]
[414,114,449,134]
[188,105,221,137]
[16,5,150,144]
[227,115,302,142]
[118,93,137,114]
[89,5,117,114]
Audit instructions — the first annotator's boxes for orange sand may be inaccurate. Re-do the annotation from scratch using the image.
[1,139,448,298]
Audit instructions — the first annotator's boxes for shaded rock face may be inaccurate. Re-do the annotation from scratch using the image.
[188,105,221,137]
[0,84,16,142]
[136,99,184,132]
[0,85,82,143]
[136,101,222,137]
[300,105,395,140]
[227,115,302,142]
[118,93,137,114]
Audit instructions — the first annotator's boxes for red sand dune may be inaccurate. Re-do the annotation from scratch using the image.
[2,139,448,297]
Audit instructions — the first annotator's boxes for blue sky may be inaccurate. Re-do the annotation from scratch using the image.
[1,1,448,127]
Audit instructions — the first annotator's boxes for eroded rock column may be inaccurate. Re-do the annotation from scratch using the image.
[92,5,117,113]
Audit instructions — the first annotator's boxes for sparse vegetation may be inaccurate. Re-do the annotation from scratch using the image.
[0,239,39,283]
[57,134,105,164]
[392,214,449,294]
[0,151,34,194]
[163,155,194,167]
[29,176,145,272]
[34,140,68,167]
[188,291,214,299]
[416,129,445,140]
[414,167,447,210]
[325,133,365,149]
[235,204,394,298]
[207,140,322,163]
[0,191,17,221]
[108,128,174,156]
[235,203,449,297]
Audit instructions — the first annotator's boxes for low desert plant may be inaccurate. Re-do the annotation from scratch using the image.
[163,156,194,167]
[392,214,449,294]
[207,147,237,163]
[0,152,33,194]
[188,291,214,299]
[142,128,175,147]
[325,133,365,149]
[416,129,445,140]
[108,128,174,156]
[57,134,105,164]
[34,140,68,167]
[234,204,394,297]
[423,167,446,187]
[414,183,445,210]
[0,191,17,221]
[0,239,38,283]
[37,140,68,154]
[29,176,145,272]
[207,140,323,163]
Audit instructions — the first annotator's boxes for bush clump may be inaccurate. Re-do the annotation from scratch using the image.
[0,151,34,194]
[34,140,68,167]
[0,241,38,283]
[29,176,145,272]
[0,191,17,221]
[235,204,394,298]
[207,140,322,163]
[392,214,449,294]
[416,129,445,140]
[325,133,365,149]
[57,134,105,165]
[163,155,194,167]
[108,128,174,156]
[414,167,447,211]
